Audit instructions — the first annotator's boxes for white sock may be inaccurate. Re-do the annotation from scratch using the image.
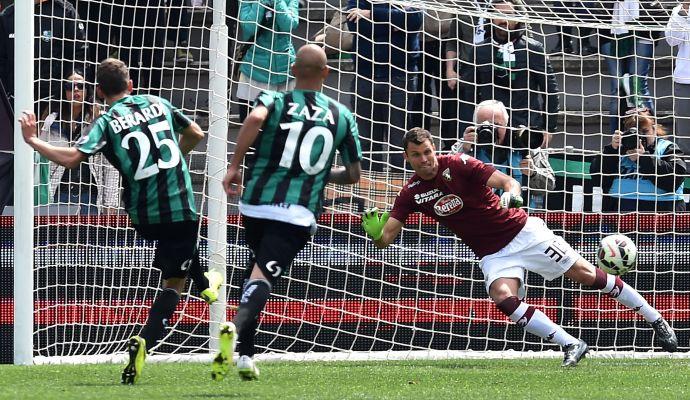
[601,274,661,323]
[509,302,578,347]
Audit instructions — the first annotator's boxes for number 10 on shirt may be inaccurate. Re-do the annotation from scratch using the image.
[279,121,333,175]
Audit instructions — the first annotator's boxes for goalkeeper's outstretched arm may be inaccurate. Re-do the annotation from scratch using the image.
[373,217,404,249]
[487,170,524,209]
[362,208,404,249]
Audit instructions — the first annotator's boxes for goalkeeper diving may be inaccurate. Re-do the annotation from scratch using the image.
[362,128,678,367]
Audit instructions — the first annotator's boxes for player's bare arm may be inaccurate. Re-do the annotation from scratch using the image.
[328,161,362,185]
[178,121,205,155]
[19,111,88,169]
[223,105,269,195]
[374,216,404,249]
[486,169,524,208]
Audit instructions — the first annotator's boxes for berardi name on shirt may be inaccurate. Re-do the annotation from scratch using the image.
[108,102,167,134]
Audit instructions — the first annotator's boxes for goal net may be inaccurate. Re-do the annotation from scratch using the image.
[5,0,690,364]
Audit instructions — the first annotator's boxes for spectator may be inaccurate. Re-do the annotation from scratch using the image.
[633,2,669,112]
[311,9,353,56]
[410,10,453,138]
[108,1,167,96]
[347,1,423,172]
[551,1,576,54]
[445,1,490,150]
[234,0,299,123]
[456,100,555,209]
[474,0,560,145]
[40,71,119,214]
[73,0,115,79]
[0,0,87,111]
[549,2,596,55]
[598,1,664,133]
[597,108,686,212]
[167,0,195,65]
[665,1,690,153]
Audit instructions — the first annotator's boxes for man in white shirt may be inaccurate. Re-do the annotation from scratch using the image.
[666,1,690,153]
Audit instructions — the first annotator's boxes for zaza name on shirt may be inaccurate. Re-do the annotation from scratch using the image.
[286,102,335,125]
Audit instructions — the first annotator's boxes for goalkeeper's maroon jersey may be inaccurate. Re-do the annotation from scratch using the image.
[390,154,527,258]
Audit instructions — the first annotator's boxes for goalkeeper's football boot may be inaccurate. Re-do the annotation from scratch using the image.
[211,322,237,381]
[121,336,147,384]
[237,355,260,381]
[201,270,223,305]
[561,339,588,367]
[650,317,678,352]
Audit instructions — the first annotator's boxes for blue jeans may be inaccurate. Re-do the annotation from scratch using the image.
[633,41,654,113]
[601,39,654,133]
[601,40,633,133]
[351,74,419,172]
[57,190,99,215]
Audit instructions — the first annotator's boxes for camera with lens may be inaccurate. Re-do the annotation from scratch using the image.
[476,123,496,145]
[511,127,544,157]
[620,128,647,153]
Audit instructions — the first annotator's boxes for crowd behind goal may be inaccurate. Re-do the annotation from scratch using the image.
[1,0,690,214]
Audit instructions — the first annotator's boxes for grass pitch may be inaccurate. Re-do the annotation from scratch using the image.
[1,358,689,400]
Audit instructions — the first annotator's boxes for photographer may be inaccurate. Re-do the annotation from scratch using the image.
[456,100,555,209]
[598,108,686,212]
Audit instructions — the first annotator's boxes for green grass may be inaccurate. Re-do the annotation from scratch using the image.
[2,358,690,400]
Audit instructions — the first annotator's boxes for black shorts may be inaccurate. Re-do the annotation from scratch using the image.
[134,220,199,280]
[242,216,312,284]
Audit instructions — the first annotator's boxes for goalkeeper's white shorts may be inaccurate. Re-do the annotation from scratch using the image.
[479,216,579,298]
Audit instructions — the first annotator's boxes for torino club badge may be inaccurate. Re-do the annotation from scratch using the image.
[442,168,452,182]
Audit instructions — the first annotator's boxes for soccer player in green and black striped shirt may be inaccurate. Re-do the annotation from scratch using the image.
[214,44,362,381]
[19,58,223,385]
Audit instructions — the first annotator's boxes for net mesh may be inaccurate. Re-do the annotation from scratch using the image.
[13,0,690,362]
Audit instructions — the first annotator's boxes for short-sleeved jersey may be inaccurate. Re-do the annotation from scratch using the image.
[242,89,362,216]
[77,95,197,225]
[390,154,527,258]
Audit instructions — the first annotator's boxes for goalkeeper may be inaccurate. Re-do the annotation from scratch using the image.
[362,128,678,367]
[19,58,223,385]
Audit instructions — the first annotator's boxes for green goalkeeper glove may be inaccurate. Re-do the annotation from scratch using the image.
[361,207,389,241]
[500,192,524,209]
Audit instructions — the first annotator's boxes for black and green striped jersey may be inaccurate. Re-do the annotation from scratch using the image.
[242,90,362,216]
[76,95,197,225]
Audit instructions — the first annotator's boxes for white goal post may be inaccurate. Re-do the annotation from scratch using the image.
[7,0,690,366]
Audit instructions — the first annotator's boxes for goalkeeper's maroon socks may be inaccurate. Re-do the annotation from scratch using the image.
[234,279,271,357]
[497,296,578,347]
[140,288,180,351]
[591,268,661,322]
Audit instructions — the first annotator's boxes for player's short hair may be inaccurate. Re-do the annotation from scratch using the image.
[97,58,129,97]
[474,100,509,125]
[403,128,433,151]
